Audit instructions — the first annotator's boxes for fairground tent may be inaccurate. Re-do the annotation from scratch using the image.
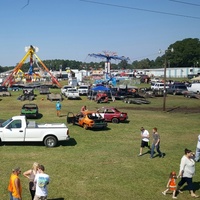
[89,86,111,100]
[91,86,110,91]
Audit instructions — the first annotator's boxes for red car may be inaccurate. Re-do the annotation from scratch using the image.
[97,107,128,123]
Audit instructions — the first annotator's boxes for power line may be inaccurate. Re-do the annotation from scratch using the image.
[21,0,30,9]
[80,0,200,20]
[169,0,200,7]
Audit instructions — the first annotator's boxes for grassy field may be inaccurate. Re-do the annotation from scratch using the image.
[0,85,200,200]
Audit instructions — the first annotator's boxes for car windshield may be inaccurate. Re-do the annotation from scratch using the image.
[0,118,12,127]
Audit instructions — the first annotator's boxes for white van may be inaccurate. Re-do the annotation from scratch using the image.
[187,83,200,93]
[151,82,169,90]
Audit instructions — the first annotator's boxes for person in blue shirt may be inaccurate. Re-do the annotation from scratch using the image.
[56,101,61,117]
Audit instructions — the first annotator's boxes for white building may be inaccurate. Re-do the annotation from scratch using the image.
[143,67,200,78]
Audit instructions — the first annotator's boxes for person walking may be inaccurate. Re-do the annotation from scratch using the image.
[56,101,62,117]
[23,162,39,200]
[81,105,87,112]
[8,167,22,200]
[34,164,50,200]
[176,148,199,198]
[138,127,150,156]
[195,134,200,162]
[162,171,182,199]
[150,127,164,158]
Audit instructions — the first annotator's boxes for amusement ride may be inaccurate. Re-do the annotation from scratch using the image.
[2,45,61,87]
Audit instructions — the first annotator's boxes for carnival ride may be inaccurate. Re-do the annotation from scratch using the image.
[2,45,61,87]
[88,51,130,86]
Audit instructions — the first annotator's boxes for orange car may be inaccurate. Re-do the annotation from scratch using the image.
[67,111,107,130]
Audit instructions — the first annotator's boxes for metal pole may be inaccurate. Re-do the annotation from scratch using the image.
[163,51,167,111]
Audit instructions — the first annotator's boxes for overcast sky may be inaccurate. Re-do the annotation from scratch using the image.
[0,0,200,66]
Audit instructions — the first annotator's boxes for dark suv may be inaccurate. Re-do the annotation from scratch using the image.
[167,84,187,95]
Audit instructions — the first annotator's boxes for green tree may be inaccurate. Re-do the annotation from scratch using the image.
[159,38,200,68]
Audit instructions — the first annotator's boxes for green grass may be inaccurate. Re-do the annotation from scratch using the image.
[0,87,200,200]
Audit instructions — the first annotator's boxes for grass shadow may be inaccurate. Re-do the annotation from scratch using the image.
[1,139,75,147]
[176,181,200,194]
[152,152,166,158]
[121,120,130,124]
[59,138,77,146]
[1,142,44,147]
[193,181,200,191]
[90,127,111,132]
[141,150,151,156]
[48,198,64,200]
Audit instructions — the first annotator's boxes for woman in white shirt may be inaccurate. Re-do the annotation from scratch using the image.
[176,148,199,198]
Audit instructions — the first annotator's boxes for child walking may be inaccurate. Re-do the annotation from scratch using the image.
[162,171,182,199]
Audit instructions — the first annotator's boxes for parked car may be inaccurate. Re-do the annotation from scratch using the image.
[61,85,72,94]
[21,103,39,118]
[150,77,162,84]
[47,93,63,101]
[64,88,80,99]
[78,85,89,96]
[151,82,169,90]
[67,111,107,130]
[167,84,188,95]
[0,86,11,96]
[18,88,34,101]
[39,85,50,94]
[112,90,127,100]
[96,107,128,123]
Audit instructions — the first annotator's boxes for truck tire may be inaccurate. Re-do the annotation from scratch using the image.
[44,136,57,147]
[112,118,119,123]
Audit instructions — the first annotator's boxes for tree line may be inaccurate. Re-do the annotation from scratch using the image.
[0,38,200,73]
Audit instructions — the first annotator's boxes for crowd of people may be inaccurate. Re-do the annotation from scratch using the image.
[8,163,50,200]
[138,126,200,198]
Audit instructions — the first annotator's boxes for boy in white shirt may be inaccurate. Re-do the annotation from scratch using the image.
[34,165,50,200]
[138,127,150,156]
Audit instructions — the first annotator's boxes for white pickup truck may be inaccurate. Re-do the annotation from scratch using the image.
[64,88,80,99]
[0,116,70,147]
